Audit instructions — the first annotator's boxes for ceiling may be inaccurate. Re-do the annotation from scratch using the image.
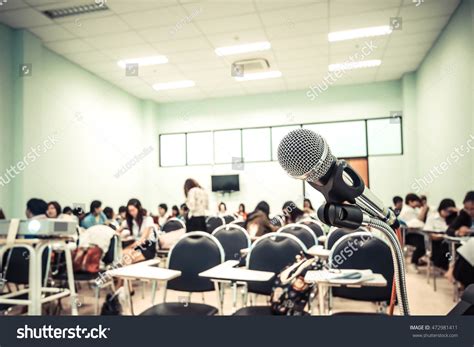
[0,0,460,103]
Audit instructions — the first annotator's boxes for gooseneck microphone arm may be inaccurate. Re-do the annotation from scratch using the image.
[318,203,410,315]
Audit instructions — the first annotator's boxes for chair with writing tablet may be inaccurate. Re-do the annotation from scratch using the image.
[205,216,225,233]
[161,218,186,233]
[212,224,251,261]
[278,223,318,249]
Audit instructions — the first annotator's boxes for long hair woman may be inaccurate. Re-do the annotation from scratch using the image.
[117,198,157,264]
[184,178,208,232]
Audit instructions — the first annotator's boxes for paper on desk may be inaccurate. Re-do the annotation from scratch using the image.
[457,238,474,267]
[308,269,374,284]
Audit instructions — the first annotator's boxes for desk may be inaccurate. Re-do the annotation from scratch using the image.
[199,260,275,312]
[306,245,331,259]
[0,237,78,315]
[305,269,387,315]
[107,259,180,315]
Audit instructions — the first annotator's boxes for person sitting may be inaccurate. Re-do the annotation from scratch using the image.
[399,193,427,267]
[62,206,73,216]
[424,198,457,270]
[81,200,107,229]
[25,198,48,219]
[157,203,169,227]
[303,198,316,218]
[46,201,62,219]
[245,201,277,237]
[103,206,119,230]
[282,201,305,224]
[179,203,188,221]
[236,203,247,220]
[117,199,157,264]
[218,202,227,217]
[170,205,180,220]
[390,196,403,217]
[447,191,474,288]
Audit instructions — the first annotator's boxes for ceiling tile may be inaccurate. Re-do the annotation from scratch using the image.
[83,31,146,49]
[138,23,201,43]
[106,0,177,14]
[45,38,93,54]
[60,15,130,37]
[265,18,328,39]
[29,24,75,41]
[0,7,52,28]
[195,13,262,35]
[152,36,212,54]
[259,2,328,27]
[119,5,188,29]
[183,1,254,21]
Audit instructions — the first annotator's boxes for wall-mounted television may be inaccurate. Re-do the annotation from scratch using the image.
[211,175,240,192]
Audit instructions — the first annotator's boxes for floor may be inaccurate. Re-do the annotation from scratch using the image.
[51,259,458,316]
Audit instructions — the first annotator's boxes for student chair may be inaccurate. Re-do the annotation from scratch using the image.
[161,218,186,233]
[448,284,474,315]
[233,233,307,316]
[326,228,353,249]
[329,232,394,313]
[223,215,236,224]
[0,246,52,314]
[299,219,325,238]
[141,232,224,316]
[278,223,318,249]
[231,220,246,228]
[212,224,251,261]
[205,216,225,233]
[271,215,285,228]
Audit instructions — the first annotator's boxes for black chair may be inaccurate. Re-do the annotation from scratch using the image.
[161,218,186,233]
[206,216,225,233]
[299,219,325,238]
[326,228,353,249]
[278,223,318,249]
[140,232,224,316]
[233,233,306,316]
[448,284,474,315]
[271,215,285,228]
[329,232,394,310]
[0,246,51,313]
[231,220,246,228]
[212,224,250,261]
[223,215,236,224]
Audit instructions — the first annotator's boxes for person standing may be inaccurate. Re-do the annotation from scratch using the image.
[184,178,208,232]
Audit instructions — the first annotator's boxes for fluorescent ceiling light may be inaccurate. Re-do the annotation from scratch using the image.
[215,41,271,56]
[329,59,381,72]
[153,80,195,91]
[117,55,168,68]
[328,25,392,42]
[234,70,282,81]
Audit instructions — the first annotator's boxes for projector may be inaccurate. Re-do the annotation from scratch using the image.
[0,219,78,238]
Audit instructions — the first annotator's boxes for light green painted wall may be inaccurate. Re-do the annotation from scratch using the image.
[0,24,14,217]
[414,0,473,205]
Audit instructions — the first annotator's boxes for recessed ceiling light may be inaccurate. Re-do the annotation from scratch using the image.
[215,41,271,56]
[117,55,168,68]
[153,80,195,91]
[234,70,282,81]
[329,59,381,72]
[328,25,392,42]
[42,3,109,19]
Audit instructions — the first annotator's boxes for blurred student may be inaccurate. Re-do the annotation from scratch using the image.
[46,201,62,219]
[179,203,189,221]
[245,201,277,237]
[399,193,426,267]
[184,178,208,232]
[170,205,180,219]
[447,191,474,288]
[237,203,247,220]
[25,198,48,219]
[103,206,118,230]
[282,201,305,224]
[62,206,73,216]
[157,203,169,227]
[424,198,457,270]
[117,206,127,224]
[391,196,403,217]
[0,208,5,220]
[420,195,430,223]
[303,198,316,217]
[117,198,156,263]
[81,200,106,229]
[218,202,227,216]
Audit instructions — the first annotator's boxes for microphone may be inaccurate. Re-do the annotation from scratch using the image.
[277,128,396,226]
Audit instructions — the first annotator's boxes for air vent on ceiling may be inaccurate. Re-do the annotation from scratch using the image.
[43,3,110,19]
[232,58,270,73]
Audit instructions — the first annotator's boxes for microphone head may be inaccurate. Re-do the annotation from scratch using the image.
[277,128,336,182]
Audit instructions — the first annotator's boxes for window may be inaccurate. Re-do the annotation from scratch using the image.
[187,132,213,165]
[271,125,300,160]
[367,118,402,155]
[242,128,271,162]
[160,134,186,166]
[214,129,242,164]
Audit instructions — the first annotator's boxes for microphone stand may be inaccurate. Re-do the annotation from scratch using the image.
[318,203,410,316]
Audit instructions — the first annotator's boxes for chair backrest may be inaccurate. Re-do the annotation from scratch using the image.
[277,223,318,249]
[223,215,236,224]
[329,232,394,302]
[326,228,352,249]
[247,233,306,295]
[1,246,51,285]
[166,232,224,292]
[270,215,285,228]
[206,216,225,233]
[231,220,246,228]
[299,219,325,238]
[102,234,119,265]
[212,224,251,261]
[162,218,186,233]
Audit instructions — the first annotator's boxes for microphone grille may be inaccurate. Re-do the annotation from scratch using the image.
[277,128,335,182]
